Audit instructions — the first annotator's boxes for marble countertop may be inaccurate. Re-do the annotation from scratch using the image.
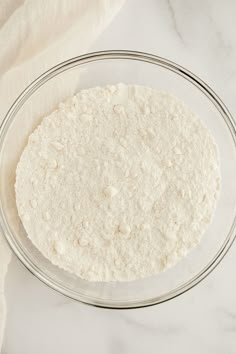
[3,1,236,353]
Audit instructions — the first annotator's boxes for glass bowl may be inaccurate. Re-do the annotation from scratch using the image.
[1,50,236,309]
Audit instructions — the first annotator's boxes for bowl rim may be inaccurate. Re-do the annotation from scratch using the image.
[1,49,236,309]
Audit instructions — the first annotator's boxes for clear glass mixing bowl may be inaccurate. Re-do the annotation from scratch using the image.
[1,51,236,309]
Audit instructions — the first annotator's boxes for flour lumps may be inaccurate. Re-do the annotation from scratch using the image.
[15,84,221,281]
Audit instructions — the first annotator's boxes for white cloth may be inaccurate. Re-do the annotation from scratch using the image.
[0,237,11,352]
[0,0,125,350]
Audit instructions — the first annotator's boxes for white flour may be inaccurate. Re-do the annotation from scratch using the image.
[15,84,221,281]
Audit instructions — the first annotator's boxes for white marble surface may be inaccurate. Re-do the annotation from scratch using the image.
[3,0,236,353]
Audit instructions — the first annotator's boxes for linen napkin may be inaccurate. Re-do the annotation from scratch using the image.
[0,0,125,350]
[0,237,11,352]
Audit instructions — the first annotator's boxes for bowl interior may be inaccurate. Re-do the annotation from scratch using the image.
[1,52,236,308]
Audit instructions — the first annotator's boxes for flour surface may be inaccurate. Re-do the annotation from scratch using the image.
[15,84,221,281]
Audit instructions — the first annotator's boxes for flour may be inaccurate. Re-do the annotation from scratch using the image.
[15,84,221,281]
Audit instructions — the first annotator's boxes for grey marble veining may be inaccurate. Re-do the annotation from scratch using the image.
[166,0,185,43]
[3,0,236,353]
